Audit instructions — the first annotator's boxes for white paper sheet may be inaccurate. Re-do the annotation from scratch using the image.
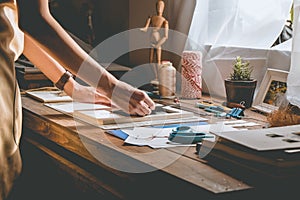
[121,121,256,149]
[99,116,207,130]
[213,124,300,151]
[26,91,73,103]
[123,126,215,148]
[45,102,110,114]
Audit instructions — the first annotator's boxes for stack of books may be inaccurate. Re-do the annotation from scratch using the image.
[15,59,53,90]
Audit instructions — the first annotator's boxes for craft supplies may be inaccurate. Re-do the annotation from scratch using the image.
[181,51,202,98]
[226,107,245,119]
[168,126,214,144]
[158,61,176,98]
[195,101,230,117]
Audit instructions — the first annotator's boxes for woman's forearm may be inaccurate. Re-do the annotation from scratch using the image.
[17,0,155,115]
[23,34,112,105]
[18,0,118,98]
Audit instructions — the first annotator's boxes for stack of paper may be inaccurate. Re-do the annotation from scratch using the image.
[45,102,110,114]
[26,90,73,103]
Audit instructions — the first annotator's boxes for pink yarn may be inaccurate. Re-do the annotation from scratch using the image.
[181,51,202,98]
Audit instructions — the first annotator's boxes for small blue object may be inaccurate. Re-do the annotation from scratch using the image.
[204,106,227,117]
[208,106,225,112]
[195,102,210,109]
[204,107,219,113]
[215,112,227,117]
[107,130,129,140]
[204,106,225,113]
[226,107,244,119]
[146,91,161,99]
[168,126,214,144]
[195,102,214,109]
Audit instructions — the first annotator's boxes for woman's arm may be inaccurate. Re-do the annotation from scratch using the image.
[17,0,155,116]
[23,34,112,106]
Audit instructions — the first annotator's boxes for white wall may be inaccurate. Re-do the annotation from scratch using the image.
[201,45,291,99]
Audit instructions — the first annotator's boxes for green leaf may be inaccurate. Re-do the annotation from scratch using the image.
[230,56,253,81]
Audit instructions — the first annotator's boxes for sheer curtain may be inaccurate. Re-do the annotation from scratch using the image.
[287,0,300,107]
[186,0,293,49]
[184,0,293,98]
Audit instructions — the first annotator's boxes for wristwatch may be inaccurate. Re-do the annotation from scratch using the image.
[55,70,73,90]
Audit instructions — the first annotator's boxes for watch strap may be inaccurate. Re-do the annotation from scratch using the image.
[55,70,73,90]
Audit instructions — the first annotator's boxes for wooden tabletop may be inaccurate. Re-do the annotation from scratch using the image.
[21,96,278,199]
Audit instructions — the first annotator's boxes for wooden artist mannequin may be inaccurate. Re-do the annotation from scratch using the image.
[141,0,169,66]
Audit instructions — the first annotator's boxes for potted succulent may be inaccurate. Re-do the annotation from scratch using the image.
[224,56,257,108]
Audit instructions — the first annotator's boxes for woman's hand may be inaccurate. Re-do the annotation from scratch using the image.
[110,81,156,116]
[64,79,112,107]
[65,79,155,116]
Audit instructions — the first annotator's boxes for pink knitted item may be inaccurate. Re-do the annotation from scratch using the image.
[181,51,202,98]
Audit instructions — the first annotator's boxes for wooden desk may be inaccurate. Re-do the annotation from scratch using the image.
[20,96,299,200]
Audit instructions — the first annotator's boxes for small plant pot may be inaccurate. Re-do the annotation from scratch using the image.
[224,79,257,108]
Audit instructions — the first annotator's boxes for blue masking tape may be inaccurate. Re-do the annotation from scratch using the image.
[168,126,214,144]
[107,122,208,141]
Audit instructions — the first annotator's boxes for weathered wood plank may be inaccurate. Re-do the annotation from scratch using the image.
[24,137,123,199]
[21,96,251,194]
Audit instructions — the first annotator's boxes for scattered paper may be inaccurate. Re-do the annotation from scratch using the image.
[45,102,110,114]
[100,116,207,130]
[118,120,260,148]
[121,126,216,148]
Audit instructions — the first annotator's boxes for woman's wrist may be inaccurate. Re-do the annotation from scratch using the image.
[55,70,73,90]
[97,76,120,98]
[63,77,77,97]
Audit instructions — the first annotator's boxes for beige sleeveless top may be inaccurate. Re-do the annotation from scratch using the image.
[0,0,24,199]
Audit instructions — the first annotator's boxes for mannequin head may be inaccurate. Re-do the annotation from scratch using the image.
[156,0,165,15]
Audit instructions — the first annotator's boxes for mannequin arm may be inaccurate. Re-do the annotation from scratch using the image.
[140,17,151,32]
[153,20,169,48]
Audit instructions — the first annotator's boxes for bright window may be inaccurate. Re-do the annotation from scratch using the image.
[186,0,293,49]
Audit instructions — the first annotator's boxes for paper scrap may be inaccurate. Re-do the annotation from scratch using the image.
[45,102,110,114]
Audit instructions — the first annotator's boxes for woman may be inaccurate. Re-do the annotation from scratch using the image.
[0,1,155,199]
